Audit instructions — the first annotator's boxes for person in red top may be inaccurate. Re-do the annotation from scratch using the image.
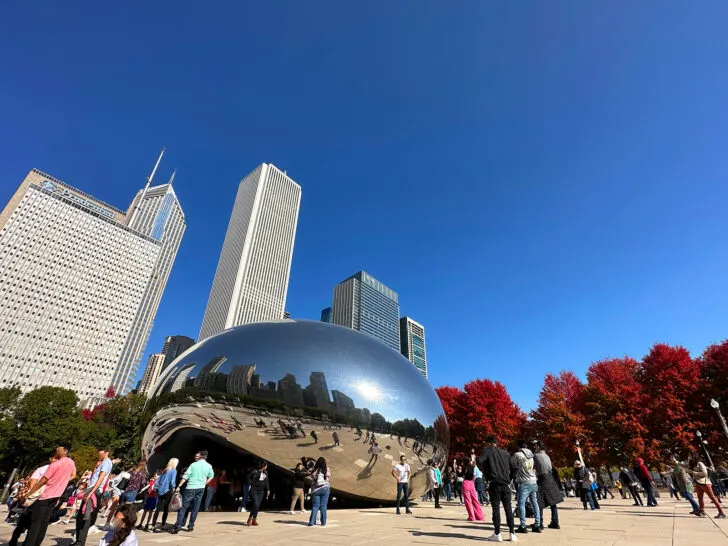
[21,446,77,546]
[634,458,657,507]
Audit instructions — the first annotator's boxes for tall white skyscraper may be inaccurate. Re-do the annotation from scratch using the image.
[199,163,301,340]
[0,152,185,404]
[138,353,165,396]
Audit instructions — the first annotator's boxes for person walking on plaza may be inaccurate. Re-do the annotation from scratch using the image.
[369,442,382,466]
[20,447,77,546]
[444,466,454,501]
[512,439,541,534]
[150,458,178,532]
[671,458,701,515]
[171,451,214,534]
[247,460,270,526]
[290,462,308,514]
[690,454,726,519]
[478,435,517,543]
[598,466,615,499]
[392,455,412,515]
[307,457,331,526]
[533,441,563,530]
[332,431,340,447]
[619,467,643,506]
[575,461,596,510]
[474,464,487,505]
[462,458,485,521]
[73,447,113,546]
[634,458,657,507]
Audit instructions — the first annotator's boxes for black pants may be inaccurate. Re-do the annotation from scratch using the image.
[250,489,265,518]
[75,492,102,546]
[9,505,32,546]
[433,487,441,508]
[641,479,657,506]
[628,485,643,505]
[489,482,515,535]
[602,486,614,499]
[25,498,58,546]
[152,490,173,527]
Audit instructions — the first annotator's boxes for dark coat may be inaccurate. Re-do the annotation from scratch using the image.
[537,468,564,508]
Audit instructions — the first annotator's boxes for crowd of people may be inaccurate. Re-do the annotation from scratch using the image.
[5,436,728,545]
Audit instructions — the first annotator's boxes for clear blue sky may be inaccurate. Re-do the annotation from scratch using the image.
[2,2,728,410]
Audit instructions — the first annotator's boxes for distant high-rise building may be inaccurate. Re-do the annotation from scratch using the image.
[161,335,195,371]
[199,164,301,340]
[320,307,332,323]
[400,317,428,378]
[332,389,355,410]
[0,151,185,404]
[138,353,166,396]
[332,271,399,351]
[283,311,291,320]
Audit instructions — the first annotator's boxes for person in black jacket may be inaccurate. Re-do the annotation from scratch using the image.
[289,463,307,514]
[478,435,516,542]
[246,461,270,527]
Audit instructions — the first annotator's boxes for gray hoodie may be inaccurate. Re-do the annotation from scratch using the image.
[511,448,537,485]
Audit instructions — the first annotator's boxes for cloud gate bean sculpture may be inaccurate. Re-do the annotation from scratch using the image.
[142,320,449,504]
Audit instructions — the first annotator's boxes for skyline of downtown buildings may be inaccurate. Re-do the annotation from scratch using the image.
[0,153,430,403]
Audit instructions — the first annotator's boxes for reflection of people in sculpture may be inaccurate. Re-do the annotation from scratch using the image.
[355,427,362,440]
[301,457,316,473]
[310,430,318,444]
[331,431,340,447]
[368,442,381,466]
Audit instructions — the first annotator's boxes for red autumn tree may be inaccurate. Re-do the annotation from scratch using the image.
[530,371,591,466]
[105,386,116,399]
[436,380,525,461]
[700,340,728,452]
[639,344,704,462]
[584,357,647,465]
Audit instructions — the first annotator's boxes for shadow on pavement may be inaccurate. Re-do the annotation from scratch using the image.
[410,530,486,541]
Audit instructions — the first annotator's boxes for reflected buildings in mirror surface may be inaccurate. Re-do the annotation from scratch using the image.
[143,320,449,504]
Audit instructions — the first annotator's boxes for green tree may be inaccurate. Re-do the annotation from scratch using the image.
[100,393,146,463]
[0,387,22,472]
[9,387,82,470]
[70,445,101,476]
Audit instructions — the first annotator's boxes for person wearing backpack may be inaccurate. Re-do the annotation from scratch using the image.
[307,457,331,526]
[511,439,541,534]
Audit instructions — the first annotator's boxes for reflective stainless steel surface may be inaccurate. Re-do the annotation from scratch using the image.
[142,320,449,503]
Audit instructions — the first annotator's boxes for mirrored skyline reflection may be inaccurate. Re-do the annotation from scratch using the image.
[150,320,443,428]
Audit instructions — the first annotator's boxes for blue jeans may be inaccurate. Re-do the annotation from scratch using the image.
[175,488,204,530]
[444,481,452,501]
[582,487,596,509]
[308,487,330,525]
[396,483,410,512]
[517,483,541,528]
[203,486,216,511]
[683,490,700,512]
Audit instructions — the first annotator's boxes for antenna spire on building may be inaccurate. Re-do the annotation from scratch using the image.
[146,147,166,190]
[167,169,177,187]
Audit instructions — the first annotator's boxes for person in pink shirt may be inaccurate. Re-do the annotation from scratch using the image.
[21,446,77,546]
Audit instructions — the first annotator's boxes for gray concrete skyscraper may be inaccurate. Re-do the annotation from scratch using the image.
[161,335,195,371]
[199,164,301,340]
[332,271,400,351]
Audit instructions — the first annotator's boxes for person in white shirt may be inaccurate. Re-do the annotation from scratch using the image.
[391,455,412,515]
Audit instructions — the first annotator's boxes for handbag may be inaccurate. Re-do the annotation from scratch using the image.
[169,491,183,512]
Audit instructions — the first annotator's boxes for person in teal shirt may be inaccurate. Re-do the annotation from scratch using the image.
[171,451,214,534]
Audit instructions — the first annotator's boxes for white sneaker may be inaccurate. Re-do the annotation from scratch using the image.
[89,526,103,534]
[240,508,247,513]
[301,509,307,513]
[509,532,519,542]
[289,511,295,515]
[487,533,503,542]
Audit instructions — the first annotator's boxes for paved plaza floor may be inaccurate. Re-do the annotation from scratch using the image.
[2,496,727,545]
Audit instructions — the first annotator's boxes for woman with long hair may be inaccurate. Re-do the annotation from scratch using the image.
[461,458,484,521]
[290,462,308,514]
[99,504,138,546]
[307,457,331,527]
[246,461,270,526]
[150,458,178,532]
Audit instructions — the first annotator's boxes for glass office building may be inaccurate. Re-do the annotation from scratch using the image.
[400,316,427,377]
[332,271,400,351]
